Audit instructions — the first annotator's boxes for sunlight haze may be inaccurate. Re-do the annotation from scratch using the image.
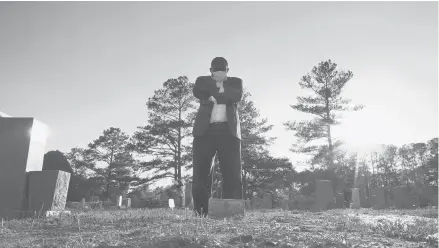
[0,2,437,184]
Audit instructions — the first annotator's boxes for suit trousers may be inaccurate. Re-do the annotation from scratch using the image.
[192,122,242,217]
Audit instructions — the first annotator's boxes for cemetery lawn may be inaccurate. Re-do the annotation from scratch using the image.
[0,208,437,248]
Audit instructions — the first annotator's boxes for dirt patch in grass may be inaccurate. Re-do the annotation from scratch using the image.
[0,208,437,248]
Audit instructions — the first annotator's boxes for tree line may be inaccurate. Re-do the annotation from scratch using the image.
[60,59,437,202]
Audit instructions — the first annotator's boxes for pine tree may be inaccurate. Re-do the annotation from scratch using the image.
[131,76,197,204]
[284,59,364,169]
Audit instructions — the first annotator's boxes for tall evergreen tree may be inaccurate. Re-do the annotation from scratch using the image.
[131,76,197,199]
[65,147,97,179]
[86,127,139,191]
[284,59,364,169]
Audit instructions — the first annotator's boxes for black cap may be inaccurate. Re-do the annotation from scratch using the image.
[211,57,228,69]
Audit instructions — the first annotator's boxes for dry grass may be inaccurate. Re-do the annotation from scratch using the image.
[0,208,437,248]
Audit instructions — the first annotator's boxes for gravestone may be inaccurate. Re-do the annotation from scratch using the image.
[371,187,387,209]
[245,198,252,210]
[262,193,272,209]
[134,189,147,200]
[280,199,290,210]
[312,180,335,211]
[288,199,298,210]
[415,186,438,207]
[90,196,100,202]
[0,116,49,219]
[350,188,361,209]
[251,195,263,209]
[160,192,169,204]
[184,182,193,209]
[295,195,315,210]
[388,186,419,209]
[117,196,123,207]
[81,198,86,209]
[359,187,369,208]
[130,195,140,208]
[208,198,245,219]
[168,199,175,209]
[173,196,181,208]
[335,192,345,208]
[27,170,71,217]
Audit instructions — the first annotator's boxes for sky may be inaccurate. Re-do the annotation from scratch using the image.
[0,2,438,183]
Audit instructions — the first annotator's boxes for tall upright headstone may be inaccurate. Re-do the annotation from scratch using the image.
[0,116,49,219]
[350,188,361,209]
[371,187,387,209]
[184,182,193,209]
[262,193,272,209]
[312,180,335,211]
[335,192,345,208]
[27,170,71,216]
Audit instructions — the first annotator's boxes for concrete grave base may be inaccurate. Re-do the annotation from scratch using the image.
[45,210,71,218]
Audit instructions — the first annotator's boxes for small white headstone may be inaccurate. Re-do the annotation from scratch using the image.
[127,198,131,208]
[168,199,175,209]
[117,195,123,207]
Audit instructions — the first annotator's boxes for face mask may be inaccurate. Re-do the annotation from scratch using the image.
[212,71,227,82]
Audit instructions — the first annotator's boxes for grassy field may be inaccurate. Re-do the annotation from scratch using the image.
[0,207,437,248]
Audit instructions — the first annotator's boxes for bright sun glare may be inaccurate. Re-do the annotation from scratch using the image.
[333,105,408,156]
[29,119,49,144]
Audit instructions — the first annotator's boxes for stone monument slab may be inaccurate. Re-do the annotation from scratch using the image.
[371,187,387,209]
[0,117,48,219]
[27,170,70,216]
[335,192,345,208]
[184,182,193,209]
[313,180,335,211]
[251,195,262,209]
[262,193,272,209]
[350,188,361,209]
[388,186,419,209]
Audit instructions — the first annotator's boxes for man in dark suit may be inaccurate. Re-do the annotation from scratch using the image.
[192,57,243,217]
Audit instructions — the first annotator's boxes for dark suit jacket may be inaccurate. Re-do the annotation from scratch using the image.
[192,76,243,139]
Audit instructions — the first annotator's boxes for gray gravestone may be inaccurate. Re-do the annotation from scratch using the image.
[359,187,369,208]
[350,188,361,209]
[335,192,345,208]
[184,182,193,209]
[295,195,315,210]
[27,170,71,216]
[130,195,140,208]
[245,198,252,210]
[262,193,272,209]
[0,116,48,219]
[281,199,289,210]
[371,187,387,209]
[313,180,335,211]
[251,195,262,209]
[388,186,419,209]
